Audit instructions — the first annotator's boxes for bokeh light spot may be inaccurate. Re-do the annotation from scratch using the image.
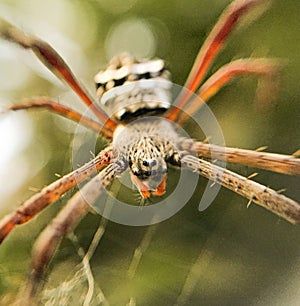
[105,18,156,59]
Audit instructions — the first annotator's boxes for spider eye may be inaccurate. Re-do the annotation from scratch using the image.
[151,160,157,166]
[142,159,157,167]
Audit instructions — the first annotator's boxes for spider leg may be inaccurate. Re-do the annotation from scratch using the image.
[18,162,122,304]
[197,58,279,102]
[0,148,113,244]
[0,18,118,135]
[177,58,280,123]
[2,97,112,136]
[179,140,300,176]
[166,0,270,122]
[181,154,300,224]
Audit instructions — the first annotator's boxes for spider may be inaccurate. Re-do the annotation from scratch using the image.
[0,0,299,303]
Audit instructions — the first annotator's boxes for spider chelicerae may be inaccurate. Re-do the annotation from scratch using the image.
[0,0,299,304]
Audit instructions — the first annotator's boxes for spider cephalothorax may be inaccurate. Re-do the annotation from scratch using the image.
[113,117,182,197]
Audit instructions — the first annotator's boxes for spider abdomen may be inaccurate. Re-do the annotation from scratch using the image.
[94,53,172,121]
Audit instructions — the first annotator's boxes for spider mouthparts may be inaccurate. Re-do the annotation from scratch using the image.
[130,172,167,198]
[151,174,167,197]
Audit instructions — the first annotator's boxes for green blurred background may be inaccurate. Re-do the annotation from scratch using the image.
[0,0,299,305]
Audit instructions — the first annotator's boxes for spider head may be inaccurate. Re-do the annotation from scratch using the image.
[128,147,168,198]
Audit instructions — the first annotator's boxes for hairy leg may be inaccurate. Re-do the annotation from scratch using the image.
[181,154,300,224]
[177,58,280,123]
[166,0,270,122]
[3,97,107,135]
[0,148,113,244]
[179,140,300,176]
[17,162,122,305]
[0,18,117,136]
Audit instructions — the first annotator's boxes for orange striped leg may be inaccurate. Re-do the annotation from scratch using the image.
[0,18,117,133]
[166,0,270,122]
[183,141,300,176]
[0,148,113,244]
[4,97,113,137]
[20,162,122,304]
[177,58,280,123]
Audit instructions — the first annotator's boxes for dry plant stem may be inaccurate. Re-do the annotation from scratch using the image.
[19,163,121,305]
[177,58,280,123]
[81,219,108,306]
[0,148,113,244]
[0,18,117,137]
[166,0,269,121]
[7,98,106,135]
[181,155,300,224]
[69,218,108,306]
[190,141,300,176]
[128,225,158,279]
